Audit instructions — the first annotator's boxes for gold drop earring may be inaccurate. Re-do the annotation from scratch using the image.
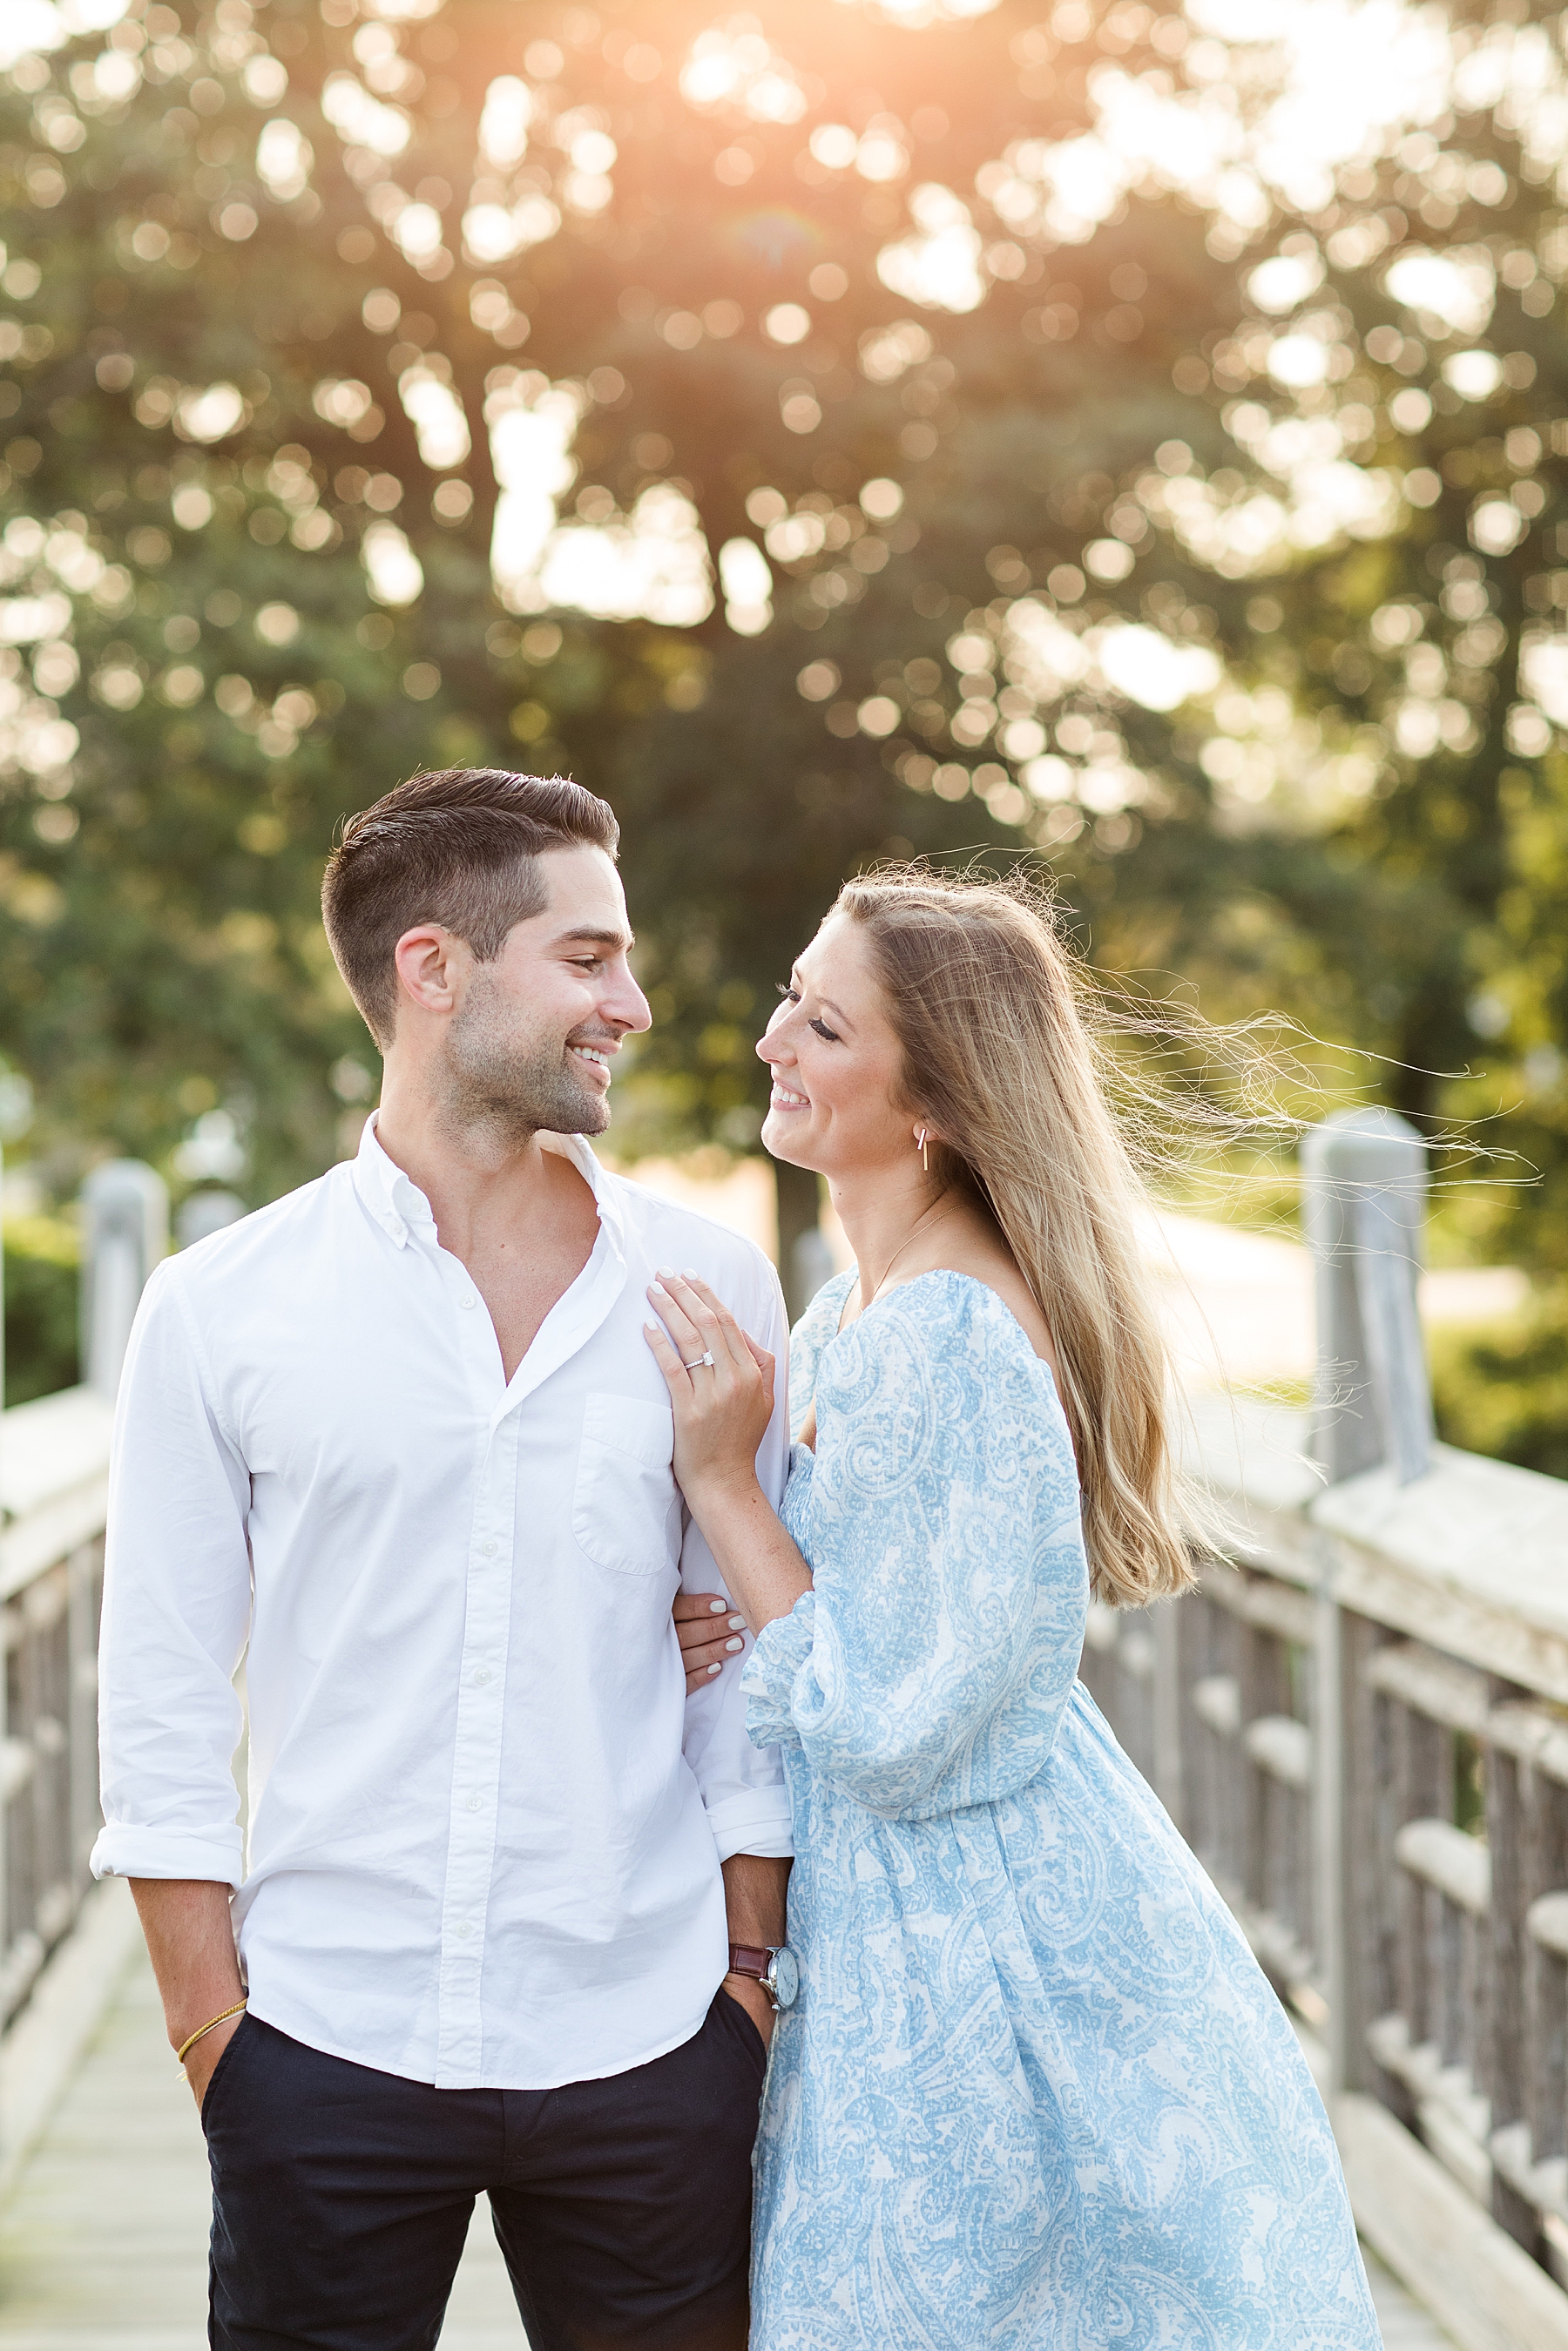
[916,1127,929,1172]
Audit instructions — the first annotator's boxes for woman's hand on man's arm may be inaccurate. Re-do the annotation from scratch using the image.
[674,1591,751,1695]
[645,1271,776,1508]
[647,1273,814,1638]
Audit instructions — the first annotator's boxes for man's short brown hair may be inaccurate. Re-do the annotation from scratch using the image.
[321,767,620,1047]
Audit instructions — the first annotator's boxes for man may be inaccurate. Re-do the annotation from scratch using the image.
[91,768,794,2351]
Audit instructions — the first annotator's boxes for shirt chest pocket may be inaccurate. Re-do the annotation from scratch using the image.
[571,1393,682,1578]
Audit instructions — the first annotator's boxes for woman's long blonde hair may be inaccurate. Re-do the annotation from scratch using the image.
[835,865,1198,1609]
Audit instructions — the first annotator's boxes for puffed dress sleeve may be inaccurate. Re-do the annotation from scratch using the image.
[783,1267,856,1442]
[743,1272,1088,1818]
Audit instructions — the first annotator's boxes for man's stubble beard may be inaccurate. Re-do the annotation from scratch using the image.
[443,969,610,1145]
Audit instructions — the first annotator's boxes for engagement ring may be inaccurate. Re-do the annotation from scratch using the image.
[682,1351,715,1369]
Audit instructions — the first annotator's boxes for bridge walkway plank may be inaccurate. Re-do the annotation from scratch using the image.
[0,1949,519,2348]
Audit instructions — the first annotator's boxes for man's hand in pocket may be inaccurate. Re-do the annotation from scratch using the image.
[184,2009,244,2113]
[721,1971,774,2052]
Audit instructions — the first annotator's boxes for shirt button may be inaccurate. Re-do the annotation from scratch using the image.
[455,1921,473,1940]
[480,1540,498,1558]
[466,1795,483,1813]
[474,1668,492,1686]
[458,1293,476,1310]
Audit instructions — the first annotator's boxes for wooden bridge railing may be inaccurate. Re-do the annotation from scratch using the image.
[4,1133,1568,2348]
[0,1388,112,2035]
[1083,1110,1568,2349]
[0,1161,259,2202]
[0,1163,239,2047]
[0,1152,177,2034]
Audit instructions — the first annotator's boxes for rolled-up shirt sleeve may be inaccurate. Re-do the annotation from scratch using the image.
[679,1254,794,1863]
[90,1261,253,1888]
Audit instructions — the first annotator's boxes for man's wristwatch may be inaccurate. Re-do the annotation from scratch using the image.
[727,1942,800,2011]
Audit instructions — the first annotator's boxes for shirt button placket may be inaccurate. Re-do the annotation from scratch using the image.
[436,1412,519,2083]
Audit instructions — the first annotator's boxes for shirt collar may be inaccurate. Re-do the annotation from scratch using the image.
[352,1113,432,1247]
[352,1114,623,1264]
[563,1133,623,1257]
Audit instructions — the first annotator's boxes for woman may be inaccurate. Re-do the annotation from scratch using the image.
[646,870,1378,2349]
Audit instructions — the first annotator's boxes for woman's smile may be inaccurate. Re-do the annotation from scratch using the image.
[755,915,919,1179]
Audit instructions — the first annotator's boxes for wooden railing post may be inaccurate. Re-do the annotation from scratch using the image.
[79,1161,167,1401]
[1488,1701,1538,2251]
[1301,1110,1434,2098]
[65,1544,100,1902]
[174,1188,245,1251]
[1312,1537,1353,2091]
[1301,1107,1432,1487]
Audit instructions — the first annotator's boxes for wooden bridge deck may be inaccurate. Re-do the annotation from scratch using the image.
[0,1943,1456,2351]
[0,1945,524,2349]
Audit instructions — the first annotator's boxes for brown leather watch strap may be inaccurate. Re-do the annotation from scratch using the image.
[727,1942,771,1979]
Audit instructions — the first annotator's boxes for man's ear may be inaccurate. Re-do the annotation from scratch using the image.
[392,925,467,1022]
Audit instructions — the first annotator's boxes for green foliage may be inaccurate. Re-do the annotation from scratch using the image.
[1431,1288,1568,1482]
[3,1213,78,1406]
[0,0,1565,1482]
[1220,138,1568,1144]
[0,0,1227,1197]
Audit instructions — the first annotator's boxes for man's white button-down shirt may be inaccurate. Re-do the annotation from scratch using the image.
[91,1118,794,2091]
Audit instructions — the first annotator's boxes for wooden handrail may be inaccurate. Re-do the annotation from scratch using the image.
[1085,1399,1568,2344]
[0,1387,114,2043]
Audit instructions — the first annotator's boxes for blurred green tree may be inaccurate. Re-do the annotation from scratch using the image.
[2,1207,78,1404]
[1,0,1565,1321]
[0,0,1231,1259]
[1138,27,1568,1272]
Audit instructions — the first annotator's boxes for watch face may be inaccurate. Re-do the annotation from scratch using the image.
[769,1946,800,2010]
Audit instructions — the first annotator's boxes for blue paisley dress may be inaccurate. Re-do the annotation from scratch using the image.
[740,1270,1378,2350]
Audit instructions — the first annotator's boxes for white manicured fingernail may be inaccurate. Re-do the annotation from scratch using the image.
[682,1266,700,1277]
[727,1614,746,1630]
[708,1599,727,1615]
[706,1662,721,1676]
[657,1265,677,1280]
[724,1637,744,1653]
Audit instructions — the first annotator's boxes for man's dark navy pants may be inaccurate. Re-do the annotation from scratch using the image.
[200,1995,767,2351]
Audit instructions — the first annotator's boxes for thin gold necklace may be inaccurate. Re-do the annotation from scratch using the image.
[855,1195,958,1316]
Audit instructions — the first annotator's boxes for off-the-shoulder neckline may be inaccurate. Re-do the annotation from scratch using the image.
[820,1265,1056,1380]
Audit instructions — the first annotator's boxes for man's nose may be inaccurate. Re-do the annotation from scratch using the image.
[606,971,652,1034]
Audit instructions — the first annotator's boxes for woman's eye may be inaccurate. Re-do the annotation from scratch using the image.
[774,979,834,1037]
